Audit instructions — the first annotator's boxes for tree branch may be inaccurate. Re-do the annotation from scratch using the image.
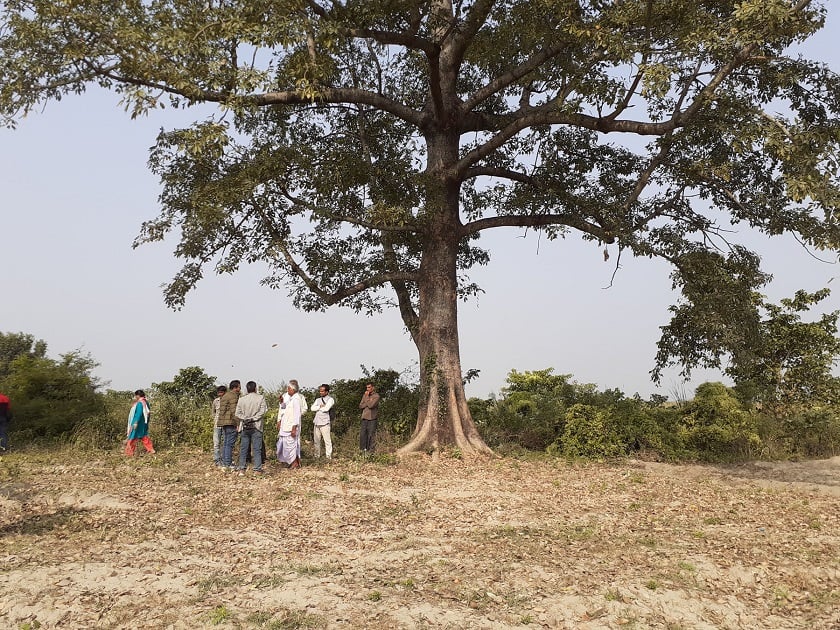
[306,0,438,54]
[462,41,570,113]
[382,234,420,343]
[461,213,614,243]
[279,189,418,233]
[248,87,425,126]
[275,237,418,306]
[448,0,495,66]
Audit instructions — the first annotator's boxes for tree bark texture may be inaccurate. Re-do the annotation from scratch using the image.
[398,132,493,456]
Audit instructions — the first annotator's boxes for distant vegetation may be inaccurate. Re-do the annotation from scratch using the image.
[1,326,838,462]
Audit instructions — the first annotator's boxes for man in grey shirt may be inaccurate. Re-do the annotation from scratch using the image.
[235,381,268,474]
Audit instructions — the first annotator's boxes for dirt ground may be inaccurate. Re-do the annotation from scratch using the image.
[0,449,838,629]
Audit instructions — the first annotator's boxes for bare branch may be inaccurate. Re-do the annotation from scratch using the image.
[463,166,532,184]
[461,213,615,243]
[248,87,425,126]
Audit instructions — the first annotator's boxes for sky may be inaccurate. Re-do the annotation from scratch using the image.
[2,6,839,400]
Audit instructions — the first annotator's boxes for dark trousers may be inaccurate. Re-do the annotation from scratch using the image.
[360,418,377,452]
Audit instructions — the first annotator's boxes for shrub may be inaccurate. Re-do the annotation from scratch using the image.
[549,404,625,459]
[679,382,760,461]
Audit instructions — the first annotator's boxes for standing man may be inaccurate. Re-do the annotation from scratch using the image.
[235,381,268,475]
[358,382,380,454]
[0,392,12,452]
[277,379,306,469]
[217,380,241,471]
[310,383,335,460]
[211,385,227,466]
[125,390,156,456]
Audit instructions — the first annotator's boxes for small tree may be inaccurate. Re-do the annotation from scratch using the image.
[729,289,840,415]
[153,366,218,402]
[681,382,760,460]
[0,331,47,382]
[3,350,105,440]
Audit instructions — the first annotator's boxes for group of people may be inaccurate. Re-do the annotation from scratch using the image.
[5,379,383,462]
[209,379,381,474]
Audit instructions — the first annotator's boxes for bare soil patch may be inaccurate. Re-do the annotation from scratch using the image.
[1,450,838,629]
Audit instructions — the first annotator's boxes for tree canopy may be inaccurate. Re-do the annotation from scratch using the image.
[3,0,840,454]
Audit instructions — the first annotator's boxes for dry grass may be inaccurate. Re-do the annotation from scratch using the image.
[1,449,838,629]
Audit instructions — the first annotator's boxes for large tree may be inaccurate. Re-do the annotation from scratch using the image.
[3,0,840,455]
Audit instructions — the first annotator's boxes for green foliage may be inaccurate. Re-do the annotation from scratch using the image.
[474,369,572,449]
[549,404,625,459]
[303,367,419,442]
[0,331,47,381]
[153,366,217,403]
[1,333,105,442]
[472,367,840,462]
[679,382,761,461]
[72,390,134,451]
[729,289,840,415]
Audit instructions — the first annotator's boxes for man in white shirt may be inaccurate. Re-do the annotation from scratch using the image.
[310,383,335,460]
[276,379,306,469]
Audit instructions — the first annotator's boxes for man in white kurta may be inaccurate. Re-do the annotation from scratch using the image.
[276,380,305,468]
[310,383,335,460]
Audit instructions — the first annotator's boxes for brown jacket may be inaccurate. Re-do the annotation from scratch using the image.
[216,390,240,427]
[359,391,380,421]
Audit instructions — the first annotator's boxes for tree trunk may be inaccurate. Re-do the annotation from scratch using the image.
[398,167,493,457]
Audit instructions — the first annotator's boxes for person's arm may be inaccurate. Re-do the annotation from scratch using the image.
[126,403,135,437]
[290,395,301,437]
[321,396,335,411]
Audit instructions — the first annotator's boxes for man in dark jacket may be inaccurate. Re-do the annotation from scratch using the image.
[216,380,241,470]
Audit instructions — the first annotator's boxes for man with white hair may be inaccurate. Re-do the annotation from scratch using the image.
[276,379,306,469]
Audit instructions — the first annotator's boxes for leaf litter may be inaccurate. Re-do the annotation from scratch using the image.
[0,451,838,628]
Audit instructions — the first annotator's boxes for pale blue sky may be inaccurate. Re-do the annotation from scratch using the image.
[2,7,839,399]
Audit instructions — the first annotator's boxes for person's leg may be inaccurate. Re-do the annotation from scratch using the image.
[238,429,252,471]
[359,420,368,452]
[313,424,322,458]
[252,429,264,472]
[213,426,222,465]
[124,439,137,456]
[222,426,237,467]
[141,435,156,453]
[322,424,333,459]
[0,420,9,451]
[366,419,378,452]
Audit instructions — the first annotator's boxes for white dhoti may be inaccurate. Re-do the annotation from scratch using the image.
[276,431,300,465]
